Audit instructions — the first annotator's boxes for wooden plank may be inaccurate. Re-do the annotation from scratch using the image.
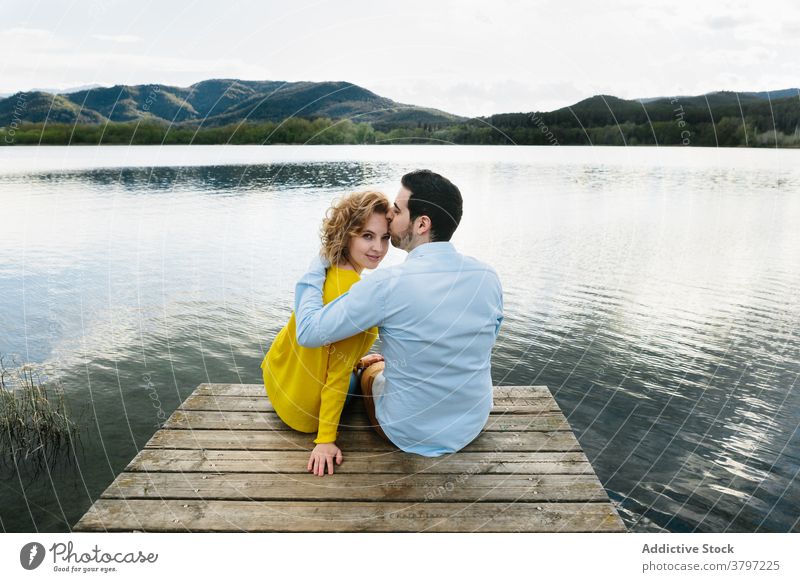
[73,499,626,532]
[161,410,570,432]
[144,429,582,453]
[193,383,553,399]
[181,394,562,414]
[182,394,277,412]
[125,449,595,475]
[491,403,563,414]
[484,414,569,431]
[102,472,608,503]
[493,386,552,398]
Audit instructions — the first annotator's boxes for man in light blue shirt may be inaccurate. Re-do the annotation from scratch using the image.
[295,170,503,459]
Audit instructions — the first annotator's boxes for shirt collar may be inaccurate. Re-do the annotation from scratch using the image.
[406,241,456,261]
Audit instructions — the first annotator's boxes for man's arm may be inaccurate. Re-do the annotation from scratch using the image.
[294,256,386,348]
[495,284,504,338]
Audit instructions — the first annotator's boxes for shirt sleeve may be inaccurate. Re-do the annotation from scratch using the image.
[314,328,378,444]
[294,255,386,348]
[495,283,504,338]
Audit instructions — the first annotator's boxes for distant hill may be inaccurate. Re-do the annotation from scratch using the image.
[0,79,462,129]
[0,91,108,124]
[1,80,798,146]
[475,90,800,146]
[637,88,799,104]
[743,88,800,100]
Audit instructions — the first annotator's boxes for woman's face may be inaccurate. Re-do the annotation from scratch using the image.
[346,212,390,272]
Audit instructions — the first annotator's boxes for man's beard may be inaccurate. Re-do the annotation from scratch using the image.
[390,224,414,251]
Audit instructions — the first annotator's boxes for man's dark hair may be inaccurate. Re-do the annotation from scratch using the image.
[401,169,463,242]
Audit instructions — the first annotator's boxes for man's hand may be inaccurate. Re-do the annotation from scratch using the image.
[307,442,343,476]
[358,353,385,370]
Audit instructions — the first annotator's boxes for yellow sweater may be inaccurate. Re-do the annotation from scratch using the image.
[261,265,378,443]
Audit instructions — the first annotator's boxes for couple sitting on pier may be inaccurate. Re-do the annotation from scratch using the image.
[260,170,504,475]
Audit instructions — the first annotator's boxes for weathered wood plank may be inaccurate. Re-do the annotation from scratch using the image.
[102,472,608,503]
[483,414,569,431]
[124,449,595,475]
[162,410,570,432]
[144,429,582,452]
[181,394,563,414]
[194,383,553,399]
[73,499,626,532]
[491,403,563,414]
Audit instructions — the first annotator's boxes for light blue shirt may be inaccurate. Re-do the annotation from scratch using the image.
[294,241,503,456]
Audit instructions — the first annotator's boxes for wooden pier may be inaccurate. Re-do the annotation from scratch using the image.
[73,384,626,532]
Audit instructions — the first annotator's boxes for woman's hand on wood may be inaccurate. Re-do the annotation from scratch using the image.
[308,442,343,476]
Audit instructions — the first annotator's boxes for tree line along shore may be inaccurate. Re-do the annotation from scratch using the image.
[2,115,798,146]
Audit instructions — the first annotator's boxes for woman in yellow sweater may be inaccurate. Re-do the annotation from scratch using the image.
[261,190,390,476]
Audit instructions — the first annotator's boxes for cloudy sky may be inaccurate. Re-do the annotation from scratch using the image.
[2,0,798,117]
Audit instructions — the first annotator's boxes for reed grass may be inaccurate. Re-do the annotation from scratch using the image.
[0,355,78,469]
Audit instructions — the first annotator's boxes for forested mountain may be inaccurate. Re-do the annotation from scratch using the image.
[0,79,461,128]
[466,91,800,146]
[1,80,797,146]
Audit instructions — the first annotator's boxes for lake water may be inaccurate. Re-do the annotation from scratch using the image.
[0,145,798,533]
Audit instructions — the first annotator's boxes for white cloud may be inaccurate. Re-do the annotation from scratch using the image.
[1,27,55,39]
[369,79,586,118]
[705,15,749,30]
[701,47,778,67]
[1,39,271,93]
[91,34,142,44]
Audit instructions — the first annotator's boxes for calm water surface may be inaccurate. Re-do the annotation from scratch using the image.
[0,145,798,532]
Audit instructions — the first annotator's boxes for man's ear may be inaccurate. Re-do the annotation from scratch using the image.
[416,215,432,235]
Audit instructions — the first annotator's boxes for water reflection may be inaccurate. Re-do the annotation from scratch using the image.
[13,163,393,195]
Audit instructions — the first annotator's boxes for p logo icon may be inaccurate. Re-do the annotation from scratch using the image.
[20,542,46,570]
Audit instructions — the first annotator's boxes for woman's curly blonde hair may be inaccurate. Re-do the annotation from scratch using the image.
[320,190,390,265]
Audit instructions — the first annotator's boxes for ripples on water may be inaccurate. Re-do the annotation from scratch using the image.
[0,145,798,532]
